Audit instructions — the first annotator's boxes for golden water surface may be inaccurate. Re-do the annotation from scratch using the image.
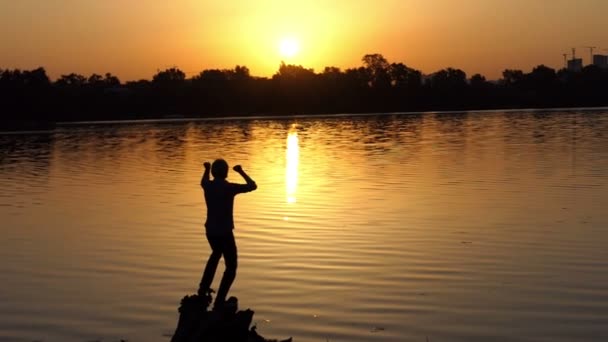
[1,110,608,342]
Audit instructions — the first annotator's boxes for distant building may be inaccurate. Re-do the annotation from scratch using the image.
[593,55,608,69]
[568,58,583,72]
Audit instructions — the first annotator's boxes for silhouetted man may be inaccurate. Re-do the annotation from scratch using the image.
[198,159,257,309]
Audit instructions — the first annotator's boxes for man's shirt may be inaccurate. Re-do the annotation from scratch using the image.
[203,179,256,235]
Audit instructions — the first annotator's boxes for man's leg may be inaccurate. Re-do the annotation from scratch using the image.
[214,233,238,307]
[198,235,222,295]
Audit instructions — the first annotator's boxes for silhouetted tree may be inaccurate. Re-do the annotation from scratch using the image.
[526,65,557,89]
[390,63,422,90]
[153,68,186,84]
[343,67,369,89]
[195,69,230,83]
[273,62,315,80]
[501,69,525,86]
[56,73,87,87]
[2,54,608,124]
[23,67,51,87]
[428,68,467,89]
[579,65,605,86]
[470,74,487,87]
[322,66,341,74]
[319,67,343,91]
[104,73,121,87]
[233,65,250,81]
[88,74,103,85]
[0,69,21,84]
[87,73,120,87]
[362,53,391,88]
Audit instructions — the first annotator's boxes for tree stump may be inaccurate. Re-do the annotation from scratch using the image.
[171,294,292,342]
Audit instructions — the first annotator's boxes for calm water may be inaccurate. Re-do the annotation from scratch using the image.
[1,110,608,342]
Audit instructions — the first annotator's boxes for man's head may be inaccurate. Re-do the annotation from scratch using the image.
[211,159,229,180]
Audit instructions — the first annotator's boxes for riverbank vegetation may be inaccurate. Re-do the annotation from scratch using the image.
[2,54,607,123]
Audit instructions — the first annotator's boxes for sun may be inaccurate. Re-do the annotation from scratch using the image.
[278,38,300,58]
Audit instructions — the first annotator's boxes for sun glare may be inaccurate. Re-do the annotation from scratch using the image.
[279,38,300,58]
[286,126,299,204]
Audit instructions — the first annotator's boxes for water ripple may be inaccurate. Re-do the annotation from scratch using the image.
[1,110,608,342]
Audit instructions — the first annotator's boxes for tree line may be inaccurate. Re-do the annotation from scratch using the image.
[2,53,608,123]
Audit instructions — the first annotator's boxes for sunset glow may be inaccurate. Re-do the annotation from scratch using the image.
[1,1,607,80]
[279,38,300,59]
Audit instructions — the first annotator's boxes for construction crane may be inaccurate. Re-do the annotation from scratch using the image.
[583,46,596,65]
[571,48,576,60]
[562,53,569,68]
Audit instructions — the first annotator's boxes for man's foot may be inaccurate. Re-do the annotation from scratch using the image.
[225,296,238,312]
[197,288,215,308]
[212,297,225,312]
[213,296,238,314]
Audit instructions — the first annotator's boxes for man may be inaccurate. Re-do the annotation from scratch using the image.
[198,159,257,309]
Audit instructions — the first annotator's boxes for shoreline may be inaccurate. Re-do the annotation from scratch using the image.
[1,106,606,134]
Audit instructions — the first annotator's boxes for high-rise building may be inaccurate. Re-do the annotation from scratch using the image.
[593,55,608,69]
[568,58,583,72]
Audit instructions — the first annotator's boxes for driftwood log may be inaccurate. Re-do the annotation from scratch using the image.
[171,294,292,342]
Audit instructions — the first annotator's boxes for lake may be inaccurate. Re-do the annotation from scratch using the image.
[1,109,608,342]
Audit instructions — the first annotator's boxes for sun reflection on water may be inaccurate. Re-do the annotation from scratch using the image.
[286,126,299,204]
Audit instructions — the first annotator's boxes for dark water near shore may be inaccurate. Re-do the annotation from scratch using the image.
[1,109,608,342]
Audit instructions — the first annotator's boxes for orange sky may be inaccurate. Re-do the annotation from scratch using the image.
[1,0,606,81]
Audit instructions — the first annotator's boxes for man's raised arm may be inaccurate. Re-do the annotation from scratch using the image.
[201,162,211,188]
[233,165,257,192]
